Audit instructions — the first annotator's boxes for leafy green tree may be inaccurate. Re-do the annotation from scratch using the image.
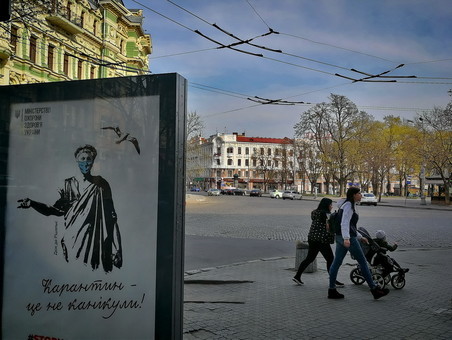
[294,94,371,195]
[417,102,452,204]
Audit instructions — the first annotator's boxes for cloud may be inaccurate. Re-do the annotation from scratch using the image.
[124,0,452,138]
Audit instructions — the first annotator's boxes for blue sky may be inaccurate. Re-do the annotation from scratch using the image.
[123,0,452,138]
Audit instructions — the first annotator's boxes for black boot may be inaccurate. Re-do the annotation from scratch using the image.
[328,289,344,299]
[371,287,389,300]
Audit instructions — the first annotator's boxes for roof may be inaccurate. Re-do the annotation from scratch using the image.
[236,136,293,144]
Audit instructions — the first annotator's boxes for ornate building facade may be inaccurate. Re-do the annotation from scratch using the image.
[0,0,151,85]
[187,132,310,192]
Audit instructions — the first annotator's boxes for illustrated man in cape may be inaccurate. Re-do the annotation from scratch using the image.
[18,144,123,272]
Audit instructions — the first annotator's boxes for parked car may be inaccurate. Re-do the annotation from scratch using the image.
[233,189,245,196]
[269,189,283,199]
[190,187,200,192]
[207,188,221,196]
[249,189,262,197]
[282,190,303,200]
[221,188,235,195]
[359,193,378,206]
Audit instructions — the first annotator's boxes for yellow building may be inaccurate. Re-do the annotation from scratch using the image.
[0,0,152,85]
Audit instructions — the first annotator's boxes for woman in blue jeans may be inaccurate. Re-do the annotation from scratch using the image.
[328,187,390,300]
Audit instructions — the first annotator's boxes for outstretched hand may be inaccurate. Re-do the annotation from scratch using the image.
[17,198,31,209]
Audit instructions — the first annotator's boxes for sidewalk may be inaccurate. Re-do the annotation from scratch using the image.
[183,198,452,339]
[184,248,452,339]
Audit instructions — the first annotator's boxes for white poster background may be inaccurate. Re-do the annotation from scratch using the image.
[3,95,159,339]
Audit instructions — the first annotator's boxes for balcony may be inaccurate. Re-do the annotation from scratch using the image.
[46,7,84,35]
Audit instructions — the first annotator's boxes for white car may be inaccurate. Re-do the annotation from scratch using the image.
[359,193,378,206]
[270,189,283,199]
[282,190,303,200]
[207,188,221,196]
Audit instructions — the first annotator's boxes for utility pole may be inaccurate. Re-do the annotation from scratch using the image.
[419,117,427,205]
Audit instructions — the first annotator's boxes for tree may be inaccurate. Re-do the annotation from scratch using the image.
[294,94,370,196]
[186,111,204,140]
[252,149,276,193]
[417,103,452,204]
[276,139,295,190]
[185,111,205,189]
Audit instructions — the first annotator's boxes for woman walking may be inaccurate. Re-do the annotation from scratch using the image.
[328,187,389,299]
[292,198,343,286]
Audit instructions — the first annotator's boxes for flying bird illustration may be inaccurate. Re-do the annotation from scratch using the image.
[101,126,141,154]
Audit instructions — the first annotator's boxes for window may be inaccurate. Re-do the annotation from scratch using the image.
[93,20,98,36]
[66,3,72,20]
[267,160,271,166]
[268,148,271,156]
[245,147,249,155]
[260,148,264,155]
[216,171,221,177]
[238,147,242,154]
[47,45,54,71]
[275,160,279,167]
[10,26,18,54]
[81,12,85,27]
[275,149,279,156]
[30,36,37,63]
[63,53,69,75]
[245,171,249,177]
[90,66,95,79]
[77,60,83,79]
[228,170,233,177]
[252,159,256,167]
[227,159,233,165]
[245,159,249,166]
[227,147,234,153]
[216,159,220,165]
[238,159,242,166]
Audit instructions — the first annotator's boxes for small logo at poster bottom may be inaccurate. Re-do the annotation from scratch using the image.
[28,334,63,340]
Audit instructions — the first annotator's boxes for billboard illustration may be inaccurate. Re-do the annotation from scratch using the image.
[1,74,186,339]
[17,144,124,273]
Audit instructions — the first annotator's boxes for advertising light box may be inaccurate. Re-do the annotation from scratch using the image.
[0,74,186,339]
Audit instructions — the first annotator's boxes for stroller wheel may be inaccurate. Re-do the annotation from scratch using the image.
[391,274,406,289]
[372,273,386,288]
[350,268,365,285]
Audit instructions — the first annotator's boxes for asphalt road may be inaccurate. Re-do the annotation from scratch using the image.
[185,194,452,270]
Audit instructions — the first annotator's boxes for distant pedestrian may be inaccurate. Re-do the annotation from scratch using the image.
[328,187,389,300]
[292,198,344,286]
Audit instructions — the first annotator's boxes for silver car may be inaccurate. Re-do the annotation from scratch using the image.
[207,188,221,196]
[270,189,283,199]
[282,190,303,200]
[359,193,378,206]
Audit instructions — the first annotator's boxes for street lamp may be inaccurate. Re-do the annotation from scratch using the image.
[419,117,427,205]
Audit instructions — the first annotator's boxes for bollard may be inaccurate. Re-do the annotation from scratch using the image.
[295,241,317,273]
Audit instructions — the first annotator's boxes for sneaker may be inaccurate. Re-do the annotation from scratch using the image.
[328,289,344,299]
[371,287,390,300]
[335,280,345,287]
[292,277,304,285]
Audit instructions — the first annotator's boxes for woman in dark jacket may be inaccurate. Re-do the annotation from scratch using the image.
[292,198,343,286]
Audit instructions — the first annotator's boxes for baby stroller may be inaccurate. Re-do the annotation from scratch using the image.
[349,227,408,289]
